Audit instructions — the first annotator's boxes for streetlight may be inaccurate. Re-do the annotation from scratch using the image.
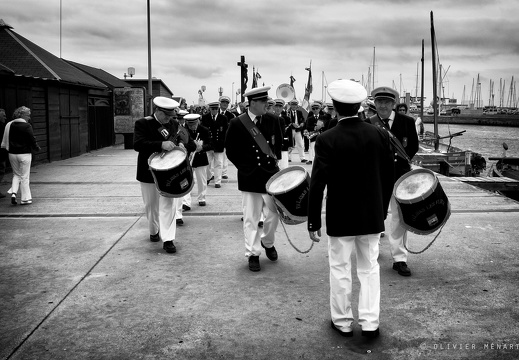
[232,82,234,104]
[218,87,223,97]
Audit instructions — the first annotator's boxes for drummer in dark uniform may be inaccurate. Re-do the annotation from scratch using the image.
[366,86,419,276]
[308,79,394,338]
[133,97,196,254]
[185,113,213,206]
[225,86,283,272]
[201,101,228,188]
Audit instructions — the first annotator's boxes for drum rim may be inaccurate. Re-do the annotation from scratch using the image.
[394,168,439,204]
[266,165,308,195]
[148,146,187,171]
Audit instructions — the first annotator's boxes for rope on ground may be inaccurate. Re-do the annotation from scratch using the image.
[280,220,314,254]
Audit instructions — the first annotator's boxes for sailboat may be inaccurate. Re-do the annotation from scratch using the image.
[412,12,486,177]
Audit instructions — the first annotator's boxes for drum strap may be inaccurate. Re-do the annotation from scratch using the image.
[239,115,277,159]
[369,115,411,162]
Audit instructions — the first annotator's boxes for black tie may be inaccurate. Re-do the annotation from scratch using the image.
[255,116,261,125]
[382,118,389,128]
[212,115,216,121]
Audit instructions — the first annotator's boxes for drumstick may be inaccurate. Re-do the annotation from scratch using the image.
[160,128,182,158]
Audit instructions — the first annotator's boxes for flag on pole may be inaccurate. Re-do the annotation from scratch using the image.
[256,70,262,79]
[290,75,296,87]
[252,66,257,88]
[304,62,312,105]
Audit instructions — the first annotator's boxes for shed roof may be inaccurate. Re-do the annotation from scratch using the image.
[0,19,106,89]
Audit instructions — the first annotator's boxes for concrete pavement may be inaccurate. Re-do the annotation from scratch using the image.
[1,145,519,360]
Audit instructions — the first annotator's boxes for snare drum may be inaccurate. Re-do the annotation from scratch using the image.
[148,147,194,198]
[266,166,310,225]
[394,168,451,235]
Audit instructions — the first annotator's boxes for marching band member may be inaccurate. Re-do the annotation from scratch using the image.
[219,95,235,180]
[367,87,419,276]
[133,97,196,253]
[287,99,306,163]
[304,101,325,165]
[202,101,228,188]
[185,113,213,206]
[176,109,190,225]
[308,79,394,338]
[273,98,291,169]
[225,86,283,272]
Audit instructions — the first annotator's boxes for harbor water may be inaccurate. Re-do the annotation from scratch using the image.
[422,123,519,175]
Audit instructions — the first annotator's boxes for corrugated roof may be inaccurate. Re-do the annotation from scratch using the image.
[0,20,106,89]
[64,60,132,88]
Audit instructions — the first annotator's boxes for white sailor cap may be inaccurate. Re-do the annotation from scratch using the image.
[267,98,276,106]
[208,101,220,108]
[177,109,189,117]
[184,113,201,123]
[244,86,271,101]
[327,79,367,104]
[219,95,231,103]
[289,99,299,105]
[371,86,399,101]
[274,99,285,106]
[311,102,321,109]
[325,102,334,110]
[153,96,179,111]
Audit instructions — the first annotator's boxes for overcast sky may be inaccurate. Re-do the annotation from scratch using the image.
[3,0,519,107]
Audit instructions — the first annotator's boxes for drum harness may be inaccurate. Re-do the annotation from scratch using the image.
[278,219,315,254]
[370,115,447,254]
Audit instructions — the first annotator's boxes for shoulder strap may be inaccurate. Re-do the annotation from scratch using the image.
[369,115,410,162]
[239,115,277,159]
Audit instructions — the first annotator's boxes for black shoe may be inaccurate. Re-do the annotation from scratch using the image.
[207,175,214,184]
[380,232,385,238]
[261,241,278,261]
[258,221,264,227]
[150,232,160,242]
[306,161,312,165]
[361,328,380,338]
[288,159,292,162]
[182,204,191,211]
[199,201,206,206]
[176,219,184,226]
[248,255,260,272]
[393,262,411,276]
[301,159,307,163]
[330,321,353,337]
[163,241,176,253]
[222,175,228,179]
[215,184,221,188]
[11,193,17,205]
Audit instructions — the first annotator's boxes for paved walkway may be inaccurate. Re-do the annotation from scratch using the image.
[1,145,519,360]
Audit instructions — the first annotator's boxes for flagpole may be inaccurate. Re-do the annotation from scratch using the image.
[147,0,153,114]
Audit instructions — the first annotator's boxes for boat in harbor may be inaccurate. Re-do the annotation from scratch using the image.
[411,12,486,177]
[488,143,519,200]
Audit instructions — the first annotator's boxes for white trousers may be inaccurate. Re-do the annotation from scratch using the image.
[308,141,315,162]
[194,165,208,202]
[9,153,32,201]
[279,151,289,170]
[328,233,380,332]
[242,191,279,257]
[206,151,224,185]
[140,182,179,242]
[388,195,408,262]
[222,150,228,177]
[291,130,306,161]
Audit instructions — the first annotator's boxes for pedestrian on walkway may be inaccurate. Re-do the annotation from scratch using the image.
[133,97,196,253]
[1,106,40,205]
[225,86,283,272]
[308,79,394,338]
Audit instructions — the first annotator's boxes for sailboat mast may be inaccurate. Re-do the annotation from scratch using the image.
[420,39,425,127]
[372,47,375,92]
[431,11,439,151]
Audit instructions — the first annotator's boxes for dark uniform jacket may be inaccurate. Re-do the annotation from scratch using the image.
[187,124,212,168]
[6,121,40,154]
[225,112,282,193]
[308,117,394,236]
[278,112,292,151]
[366,112,419,182]
[201,113,228,152]
[220,109,235,122]
[287,109,305,132]
[305,112,324,143]
[134,116,196,184]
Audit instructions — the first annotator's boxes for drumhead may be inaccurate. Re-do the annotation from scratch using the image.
[395,169,437,203]
[149,148,186,170]
[267,166,307,195]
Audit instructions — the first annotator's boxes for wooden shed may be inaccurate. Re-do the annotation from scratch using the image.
[0,19,112,163]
